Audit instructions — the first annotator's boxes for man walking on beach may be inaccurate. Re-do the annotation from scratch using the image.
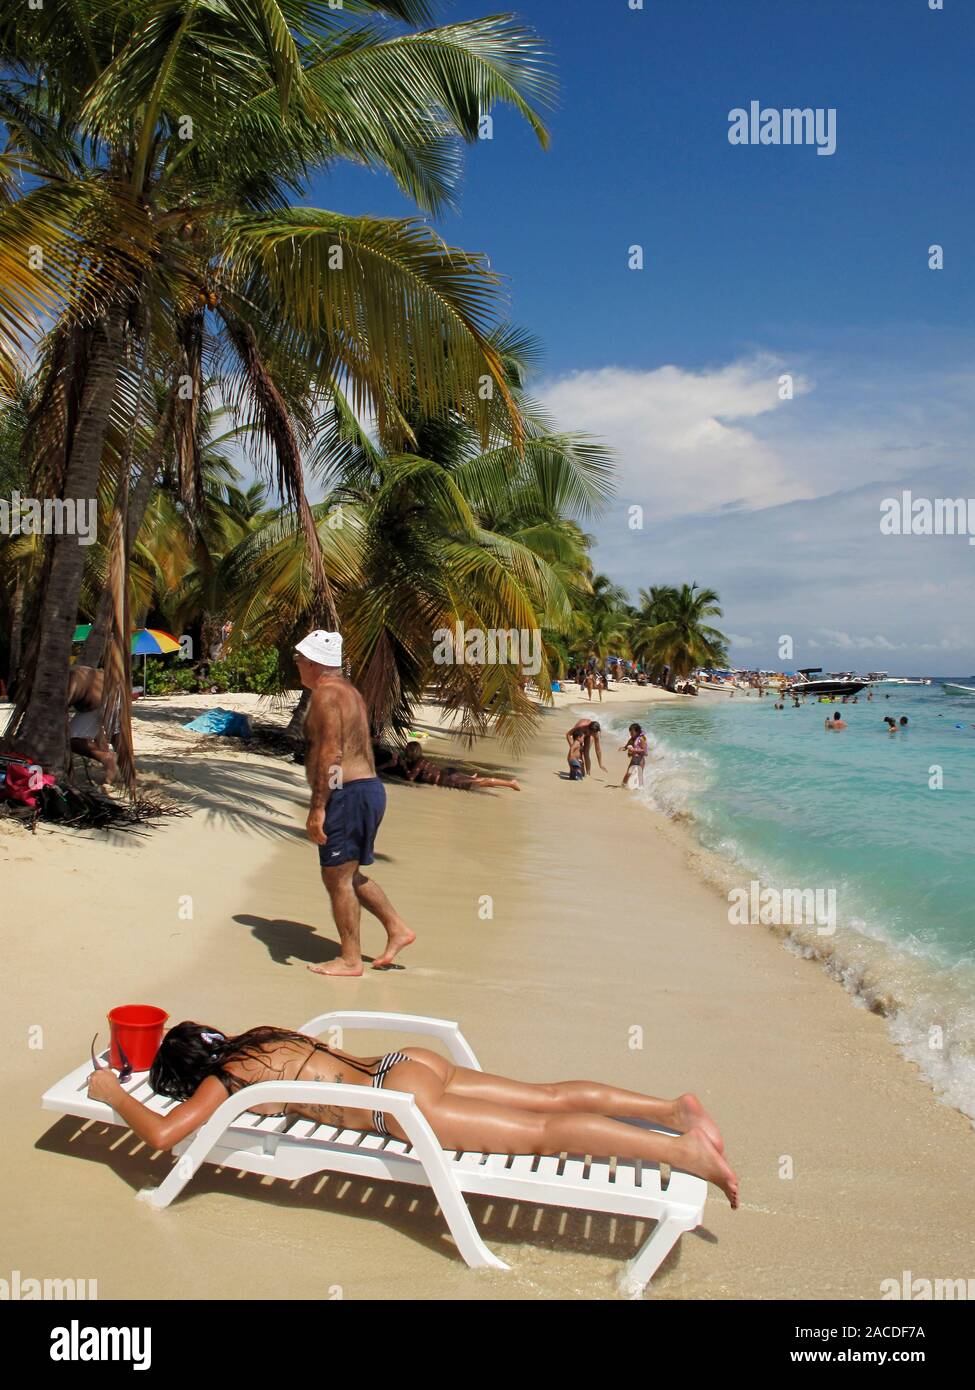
[296,630,414,976]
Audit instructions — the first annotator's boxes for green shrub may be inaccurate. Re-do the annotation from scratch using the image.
[141,645,283,695]
[206,645,282,694]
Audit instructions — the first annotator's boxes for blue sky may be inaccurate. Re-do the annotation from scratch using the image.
[307,0,974,673]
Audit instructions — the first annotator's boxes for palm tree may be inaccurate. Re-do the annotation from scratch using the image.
[1,1,556,772]
[632,583,729,685]
[217,376,613,745]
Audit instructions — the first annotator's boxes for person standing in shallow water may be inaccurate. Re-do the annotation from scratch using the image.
[296,630,415,977]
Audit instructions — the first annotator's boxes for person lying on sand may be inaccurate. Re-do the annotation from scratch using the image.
[86,1021,739,1207]
[398,741,520,791]
[296,629,414,977]
[566,718,605,775]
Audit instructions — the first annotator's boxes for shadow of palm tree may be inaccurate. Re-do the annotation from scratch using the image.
[137,756,308,840]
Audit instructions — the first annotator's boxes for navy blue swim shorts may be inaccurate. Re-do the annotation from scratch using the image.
[318,777,387,868]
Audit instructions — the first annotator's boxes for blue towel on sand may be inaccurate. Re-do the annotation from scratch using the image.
[183,708,251,737]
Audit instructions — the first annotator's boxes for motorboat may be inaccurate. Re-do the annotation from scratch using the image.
[942,682,975,696]
[786,668,866,697]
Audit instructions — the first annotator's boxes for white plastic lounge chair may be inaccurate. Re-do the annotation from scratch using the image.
[41,1010,707,1296]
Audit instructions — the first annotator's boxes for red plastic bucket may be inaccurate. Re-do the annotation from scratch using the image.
[108,1004,169,1071]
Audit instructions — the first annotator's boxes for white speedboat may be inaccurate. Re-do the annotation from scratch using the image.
[943,682,975,696]
[787,667,866,697]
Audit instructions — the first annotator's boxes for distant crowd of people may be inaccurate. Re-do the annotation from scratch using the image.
[565,658,649,702]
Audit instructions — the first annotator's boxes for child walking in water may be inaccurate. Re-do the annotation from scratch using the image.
[621,723,648,788]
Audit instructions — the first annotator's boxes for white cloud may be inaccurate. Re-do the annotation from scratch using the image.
[538,355,813,520]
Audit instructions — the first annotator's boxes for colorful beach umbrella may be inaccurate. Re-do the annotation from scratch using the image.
[70,625,181,691]
[71,626,180,655]
[130,629,180,656]
[130,629,180,689]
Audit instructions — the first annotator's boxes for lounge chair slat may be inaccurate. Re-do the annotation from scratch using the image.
[560,1157,587,1184]
[286,1119,316,1139]
[588,1159,613,1189]
[482,1153,515,1175]
[612,1162,638,1192]
[229,1112,263,1131]
[509,1154,537,1176]
[255,1115,290,1135]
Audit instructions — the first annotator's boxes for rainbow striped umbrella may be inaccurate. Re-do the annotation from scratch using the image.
[130,629,180,656]
[71,626,180,656]
[130,629,180,689]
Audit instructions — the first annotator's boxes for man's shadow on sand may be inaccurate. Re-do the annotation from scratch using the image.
[234,913,405,970]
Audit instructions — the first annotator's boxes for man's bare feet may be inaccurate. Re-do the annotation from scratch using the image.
[372,923,416,969]
[307,961,363,977]
[674,1092,724,1152]
[675,1126,739,1208]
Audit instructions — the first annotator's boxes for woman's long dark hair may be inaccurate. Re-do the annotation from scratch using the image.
[148,1023,375,1101]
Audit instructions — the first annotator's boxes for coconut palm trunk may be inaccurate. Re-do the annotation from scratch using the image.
[7,571,25,693]
[8,306,124,769]
[79,393,175,669]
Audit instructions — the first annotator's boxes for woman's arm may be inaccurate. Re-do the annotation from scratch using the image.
[87,1069,229,1151]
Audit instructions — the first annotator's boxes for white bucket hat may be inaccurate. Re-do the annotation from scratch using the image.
[295,630,343,667]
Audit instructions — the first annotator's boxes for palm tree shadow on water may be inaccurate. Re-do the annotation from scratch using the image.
[34,1115,714,1290]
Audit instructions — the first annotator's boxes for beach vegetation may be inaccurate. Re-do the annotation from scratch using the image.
[0,0,557,776]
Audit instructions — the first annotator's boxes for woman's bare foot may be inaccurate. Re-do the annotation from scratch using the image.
[372,923,416,969]
[674,1092,724,1152]
[308,961,363,977]
[675,1126,739,1208]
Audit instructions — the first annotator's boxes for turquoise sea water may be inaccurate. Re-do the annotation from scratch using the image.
[609,684,975,1121]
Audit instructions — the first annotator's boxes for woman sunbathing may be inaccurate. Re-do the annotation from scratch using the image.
[385,741,520,791]
[86,1022,739,1206]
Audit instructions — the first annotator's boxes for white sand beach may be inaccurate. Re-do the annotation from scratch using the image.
[3,688,974,1300]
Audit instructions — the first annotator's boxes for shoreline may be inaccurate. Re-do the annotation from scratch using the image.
[3,690,974,1298]
[605,696,975,1128]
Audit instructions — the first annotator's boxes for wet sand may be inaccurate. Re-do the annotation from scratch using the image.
[3,688,974,1299]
